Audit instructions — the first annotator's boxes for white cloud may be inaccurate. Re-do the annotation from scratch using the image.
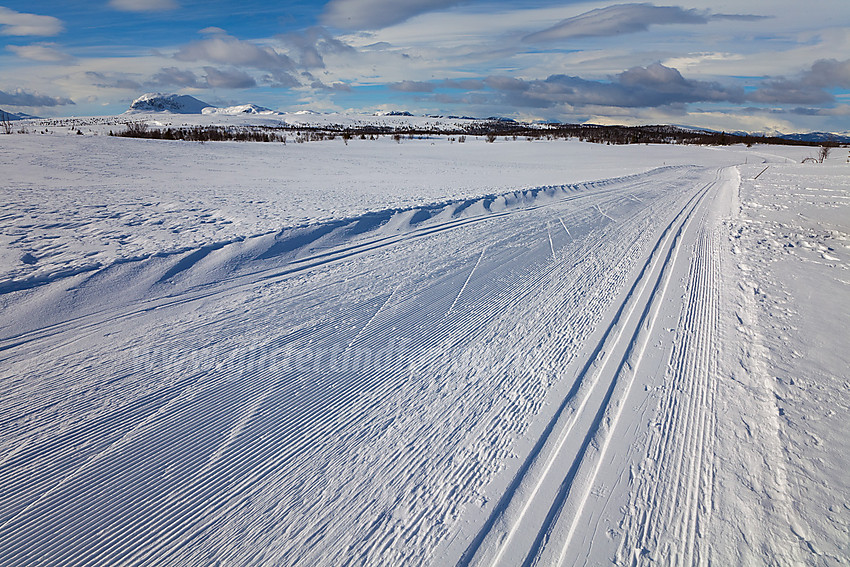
[86,70,144,90]
[174,34,295,71]
[390,80,436,92]
[0,7,63,36]
[523,3,768,43]
[280,27,356,69]
[7,43,73,62]
[747,58,850,104]
[203,66,256,88]
[817,104,850,116]
[662,52,743,73]
[108,0,178,12]
[199,27,227,36]
[322,0,466,30]
[149,67,199,88]
[524,4,709,42]
[479,63,744,110]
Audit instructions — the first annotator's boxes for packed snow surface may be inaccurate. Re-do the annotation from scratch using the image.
[0,129,847,566]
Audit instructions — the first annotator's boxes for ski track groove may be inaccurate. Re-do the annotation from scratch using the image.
[558,217,572,240]
[616,186,722,566]
[551,179,715,567]
[546,223,556,261]
[460,171,718,567]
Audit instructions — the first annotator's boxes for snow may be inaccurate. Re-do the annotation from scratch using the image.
[0,133,744,294]
[716,156,850,563]
[0,124,847,566]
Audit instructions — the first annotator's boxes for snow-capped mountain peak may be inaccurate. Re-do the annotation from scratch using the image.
[202,104,277,116]
[127,93,212,114]
[0,107,39,120]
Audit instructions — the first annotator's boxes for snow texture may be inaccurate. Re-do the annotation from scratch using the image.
[0,127,847,566]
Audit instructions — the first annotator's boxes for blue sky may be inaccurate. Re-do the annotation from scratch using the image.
[1,0,849,133]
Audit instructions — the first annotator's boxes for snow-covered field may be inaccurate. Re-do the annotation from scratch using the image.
[0,132,748,293]
[0,129,847,566]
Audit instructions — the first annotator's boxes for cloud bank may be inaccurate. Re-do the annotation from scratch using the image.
[0,88,74,107]
[6,43,72,62]
[175,34,295,71]
[484,63,744,109]
[750,58,850,104]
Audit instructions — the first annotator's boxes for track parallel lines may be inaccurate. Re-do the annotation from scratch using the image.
[551,183,708,567]
[616,216,721,566]
[461,175,717,567]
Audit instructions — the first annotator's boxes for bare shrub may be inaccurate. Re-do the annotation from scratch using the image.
[1,111,12,135]
[125,121,149,135]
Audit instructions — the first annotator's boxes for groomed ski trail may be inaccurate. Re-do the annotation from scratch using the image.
[0,166,741,567]
[458,169,726,567]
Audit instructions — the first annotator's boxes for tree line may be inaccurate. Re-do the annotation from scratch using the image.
[109,119,842,148]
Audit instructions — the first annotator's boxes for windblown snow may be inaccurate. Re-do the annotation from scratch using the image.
[0,126,847,566]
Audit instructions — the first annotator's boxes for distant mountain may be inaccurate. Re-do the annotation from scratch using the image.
[127,93,212,114]
[0,107,39,120]
[202,104,277,116]
[779,132,850,144]
[669,124,850,144]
